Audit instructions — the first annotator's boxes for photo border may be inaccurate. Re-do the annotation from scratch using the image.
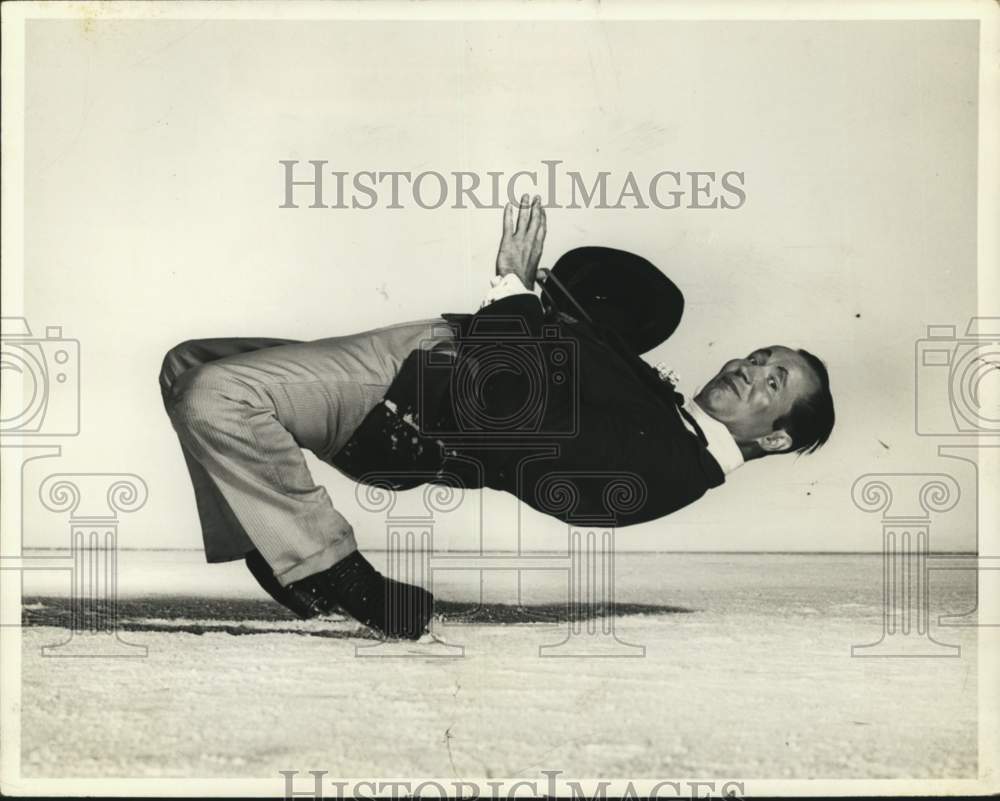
[2,0,997,797]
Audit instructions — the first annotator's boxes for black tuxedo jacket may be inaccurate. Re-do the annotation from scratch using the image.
[331,293,725,526]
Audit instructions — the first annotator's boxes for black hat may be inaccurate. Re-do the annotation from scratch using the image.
[541,246,684,355]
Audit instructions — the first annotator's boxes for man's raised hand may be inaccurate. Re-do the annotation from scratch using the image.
[496,194,546,290]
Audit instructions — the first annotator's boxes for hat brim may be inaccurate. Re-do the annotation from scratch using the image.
[543,246,684,354]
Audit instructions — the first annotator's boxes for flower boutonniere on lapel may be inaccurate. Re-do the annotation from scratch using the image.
[654,363,681,389]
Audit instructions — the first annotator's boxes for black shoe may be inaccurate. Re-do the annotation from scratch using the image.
[244,549,316,620]
[286,551,434,640]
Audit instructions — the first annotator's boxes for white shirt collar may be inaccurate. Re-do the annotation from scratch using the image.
[684,398,745,476]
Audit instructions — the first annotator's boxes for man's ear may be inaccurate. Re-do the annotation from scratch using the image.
[757,429,793,454]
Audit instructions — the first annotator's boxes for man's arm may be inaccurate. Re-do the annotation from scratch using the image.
[443,197,550,425]
[475,194,547,308]
[447,194,547,331]
[468,196,548,334]
[495,194,546,291]
[372,199,552,447]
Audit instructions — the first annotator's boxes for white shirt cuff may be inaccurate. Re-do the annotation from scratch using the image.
[479,273,540,310]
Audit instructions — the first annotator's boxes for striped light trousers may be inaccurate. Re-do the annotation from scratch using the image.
[159,318,452,586]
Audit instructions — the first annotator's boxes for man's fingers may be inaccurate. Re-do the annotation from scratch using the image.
[532,206,547,256]
[526,196,544,241]
[530,213,546,275]
[515,194,529,233]
[515,193,532,234]
[502,202,515,238]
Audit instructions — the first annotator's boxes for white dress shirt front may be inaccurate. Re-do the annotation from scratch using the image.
[682,398,745,476]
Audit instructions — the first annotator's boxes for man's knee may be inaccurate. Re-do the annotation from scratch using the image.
[164,361,250,437]
[159,339,205,400]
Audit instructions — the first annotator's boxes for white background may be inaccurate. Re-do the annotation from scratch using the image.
[14,18,980,553]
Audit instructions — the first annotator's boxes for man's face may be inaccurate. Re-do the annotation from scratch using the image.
[694,346,820,451]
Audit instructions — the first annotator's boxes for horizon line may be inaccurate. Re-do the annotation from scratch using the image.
[18,547,980,556]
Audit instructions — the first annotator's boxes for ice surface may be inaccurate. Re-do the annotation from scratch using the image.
[17,551,979,780]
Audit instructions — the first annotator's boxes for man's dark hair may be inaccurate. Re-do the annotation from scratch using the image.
[773,349,835,455]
